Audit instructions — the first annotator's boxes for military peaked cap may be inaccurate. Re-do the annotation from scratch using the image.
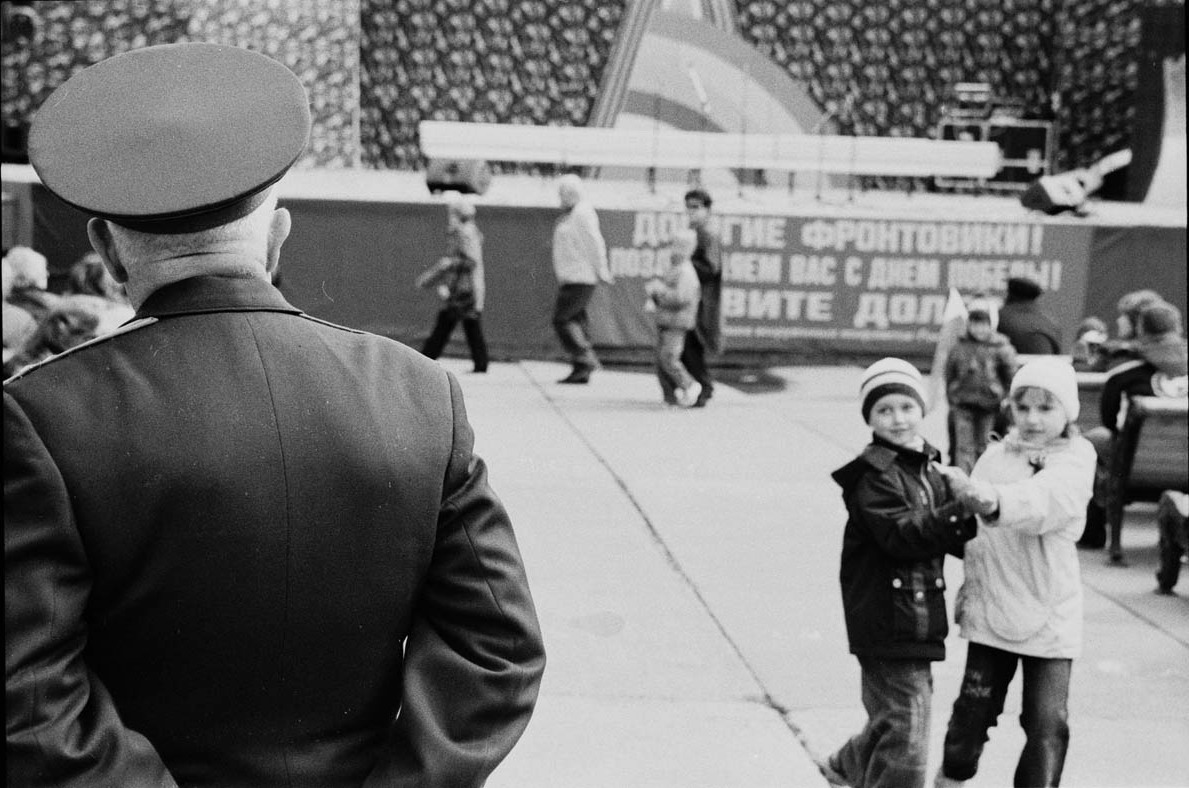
[28,42,310,233]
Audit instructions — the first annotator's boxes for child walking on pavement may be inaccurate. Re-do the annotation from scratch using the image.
[934,358,1096,788]
[644,230,702,406]
[945,302,1017,473]
[820,358,978,788]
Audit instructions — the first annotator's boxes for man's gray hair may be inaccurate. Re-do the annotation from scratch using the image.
[108,191,279,261]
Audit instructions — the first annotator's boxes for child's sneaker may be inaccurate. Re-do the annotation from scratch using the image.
[678,381,702,407]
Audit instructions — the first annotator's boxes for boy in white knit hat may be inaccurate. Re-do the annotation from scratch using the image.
[933,357,1096,788]
[819,357,978,788]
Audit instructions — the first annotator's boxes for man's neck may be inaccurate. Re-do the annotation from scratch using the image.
[126,251,268,309]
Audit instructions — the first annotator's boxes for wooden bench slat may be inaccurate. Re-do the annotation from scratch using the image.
[1107,395,1189,562]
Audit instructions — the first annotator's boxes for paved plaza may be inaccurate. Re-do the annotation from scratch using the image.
[433,358,1187,788]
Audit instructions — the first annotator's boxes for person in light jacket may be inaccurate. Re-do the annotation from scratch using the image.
[935,358,1096,788]
[418,196,489,372]
[644,230,701,406]
[551,173,612,384]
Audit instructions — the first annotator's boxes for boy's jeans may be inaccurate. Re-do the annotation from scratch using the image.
[941,642,1072,787]
[829,657,932,788]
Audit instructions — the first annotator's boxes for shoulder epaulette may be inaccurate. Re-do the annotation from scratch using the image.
[297,313,366,334]
[4,317,158,384]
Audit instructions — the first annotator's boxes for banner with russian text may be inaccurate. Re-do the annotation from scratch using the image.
[596,210,1093,357]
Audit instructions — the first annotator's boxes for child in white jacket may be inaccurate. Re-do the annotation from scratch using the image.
[645,231,701,406]
[934,358,1096,788]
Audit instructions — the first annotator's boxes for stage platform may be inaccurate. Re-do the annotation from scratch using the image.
[269,167,1188,227]
[3,164,1185,366]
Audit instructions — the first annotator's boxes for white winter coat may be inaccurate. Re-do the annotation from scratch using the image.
[954,431,1096,658]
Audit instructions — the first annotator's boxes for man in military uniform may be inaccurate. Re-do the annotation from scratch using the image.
[5,43,544,787]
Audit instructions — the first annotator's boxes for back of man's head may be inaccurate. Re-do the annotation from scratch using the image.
[558,173,583,207]
[106,193,280,263]
[1139,302,1183,339]
[1117,289,1165,329]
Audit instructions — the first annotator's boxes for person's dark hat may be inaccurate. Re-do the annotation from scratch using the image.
[1006,276,1043,300]
[28,43,310,234]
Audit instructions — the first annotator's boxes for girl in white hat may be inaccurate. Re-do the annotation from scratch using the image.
[934,358,1096,787]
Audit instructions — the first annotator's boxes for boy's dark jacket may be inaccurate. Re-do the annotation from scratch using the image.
[832,436,977,660]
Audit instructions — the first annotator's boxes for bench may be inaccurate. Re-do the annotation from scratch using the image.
[1104,395,1189,563]
[417,121,1003,179]
[1075,371,1107,434]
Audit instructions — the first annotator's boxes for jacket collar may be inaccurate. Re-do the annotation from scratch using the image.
[136,275,302,319]
[832,435,939,489]
[862,434,938,467]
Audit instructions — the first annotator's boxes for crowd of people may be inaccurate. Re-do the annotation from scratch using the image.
[823,355,1096,788]
[2,245,135,378]
[408,172,725,407]
[935,276,1188,556]
[817,280,1187,787]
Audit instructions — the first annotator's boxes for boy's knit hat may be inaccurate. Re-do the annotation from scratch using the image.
[1010,358,1079,422]
[860,357,928,421]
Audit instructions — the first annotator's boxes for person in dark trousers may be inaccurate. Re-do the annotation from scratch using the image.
[418,196,489,372]
[934,359,1097,788]
[682,188,723,407]
[996,276,1061,355]
[818,358,977,788]
[1155,491,1189,594]
[6,42,544,787]
[551,173,612,384]
[1079,300,1187,548]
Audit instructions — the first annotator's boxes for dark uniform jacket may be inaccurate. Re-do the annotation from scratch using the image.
[832,437,976,661]
[5,274,545,788]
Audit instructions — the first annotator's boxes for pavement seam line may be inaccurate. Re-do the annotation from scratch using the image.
[1086,583,1189,650]
[515,361,827,763]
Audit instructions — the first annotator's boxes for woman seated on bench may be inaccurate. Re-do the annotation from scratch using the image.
[1081,301,1188,548]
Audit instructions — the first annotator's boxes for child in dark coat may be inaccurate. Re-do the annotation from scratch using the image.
[944,305,1018,472]
[819,358,978,788]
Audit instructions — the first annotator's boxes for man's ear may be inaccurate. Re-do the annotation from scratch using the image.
[265,207,291,277]
[86,218,128,283]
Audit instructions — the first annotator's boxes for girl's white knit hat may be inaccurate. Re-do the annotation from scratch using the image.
[859,357,928,421]
[1010,358,1080,421]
